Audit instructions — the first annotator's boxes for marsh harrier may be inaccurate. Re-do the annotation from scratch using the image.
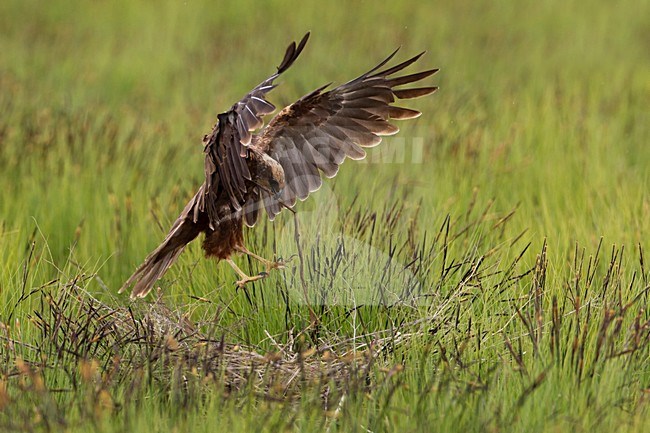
[120,33,438,298]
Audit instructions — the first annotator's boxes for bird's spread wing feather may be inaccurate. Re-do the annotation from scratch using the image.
[249,49,438,221]
[196,33,310,228]
[119,190,204,298]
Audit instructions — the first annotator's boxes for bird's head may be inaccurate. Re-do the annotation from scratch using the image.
[248,149,285,195]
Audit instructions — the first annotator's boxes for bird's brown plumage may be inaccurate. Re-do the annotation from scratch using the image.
[119,33,438,298]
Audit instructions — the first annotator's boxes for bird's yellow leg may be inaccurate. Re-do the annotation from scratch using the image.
[234,246,286,273]
[225,258,267,288]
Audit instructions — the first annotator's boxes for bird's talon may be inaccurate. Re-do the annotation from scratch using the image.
[235,272,268,288]
[265,260,287,272]
[278,255,298,268]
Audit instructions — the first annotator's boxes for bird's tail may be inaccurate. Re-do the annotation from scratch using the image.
[119,208,202,299]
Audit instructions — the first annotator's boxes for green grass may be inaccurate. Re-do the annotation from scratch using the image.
[1,0,649,431]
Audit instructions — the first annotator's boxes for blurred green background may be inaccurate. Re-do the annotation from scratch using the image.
[1,0,647,271]
[0,0,649,431]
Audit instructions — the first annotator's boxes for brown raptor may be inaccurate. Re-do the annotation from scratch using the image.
[119,33,438,298]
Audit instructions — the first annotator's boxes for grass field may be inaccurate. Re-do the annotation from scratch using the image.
[1,0,649,431]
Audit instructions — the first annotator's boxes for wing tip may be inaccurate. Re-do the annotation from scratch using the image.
[277,32,311,74]
[298,32,311,52]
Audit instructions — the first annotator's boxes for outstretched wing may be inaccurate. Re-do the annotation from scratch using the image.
[250,49,438,220]
[196,33,310,228]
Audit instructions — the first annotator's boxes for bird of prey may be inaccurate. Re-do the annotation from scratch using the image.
[119,33,438,299]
